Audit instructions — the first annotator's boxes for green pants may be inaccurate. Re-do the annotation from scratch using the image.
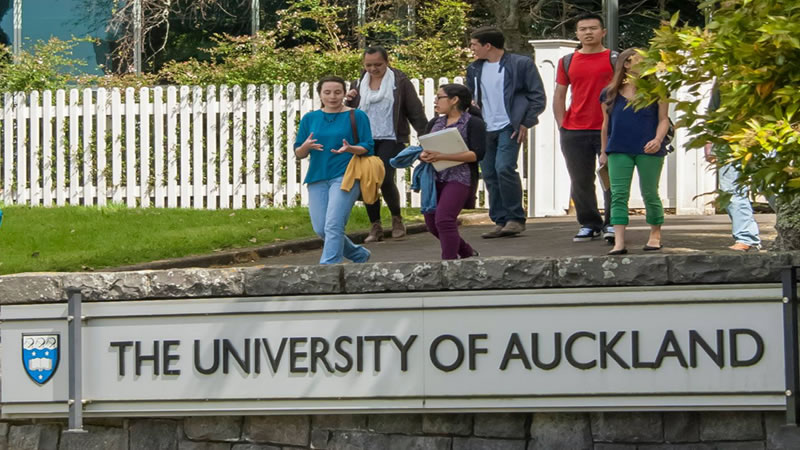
[607,153,665,226]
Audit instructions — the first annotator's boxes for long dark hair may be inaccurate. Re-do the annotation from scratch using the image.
[440,84,482,118]
[602,48,640,113]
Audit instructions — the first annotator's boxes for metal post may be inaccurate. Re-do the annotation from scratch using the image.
[133,0,142,74]
[251,0,260,35]
[12,0,22,60]
[784,267,800,425]
[66,289,87,433]
[603,0,619,51]
[357,0,366,48]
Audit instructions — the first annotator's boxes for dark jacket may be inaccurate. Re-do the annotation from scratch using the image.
[424,115,487,210]
[466,52,547,131]
[346,67,428,144]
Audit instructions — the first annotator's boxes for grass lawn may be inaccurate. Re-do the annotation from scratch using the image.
[0,204,422,275]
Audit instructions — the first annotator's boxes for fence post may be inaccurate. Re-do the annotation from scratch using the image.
[784,266,800,425]
[65,289,87,434]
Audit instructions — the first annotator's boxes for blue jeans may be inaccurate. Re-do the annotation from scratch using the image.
[719,164,760,247]
[480,125,526,225]
[307,176,370,264]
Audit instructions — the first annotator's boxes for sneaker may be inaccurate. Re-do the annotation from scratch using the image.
[481,224,504,239]
[364,221,383,243]
[603,226,615,244]
[500,220,525,236]
[391,215,406,238]
[573,227,600,242]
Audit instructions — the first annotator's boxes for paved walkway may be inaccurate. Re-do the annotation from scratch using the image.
[239,214,777,266]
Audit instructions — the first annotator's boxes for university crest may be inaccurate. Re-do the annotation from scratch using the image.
[22,334,60,385]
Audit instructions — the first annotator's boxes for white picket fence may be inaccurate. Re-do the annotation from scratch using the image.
[0,77,509,210]
[0,41,717,215]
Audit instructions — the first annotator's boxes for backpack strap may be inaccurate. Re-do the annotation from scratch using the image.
[561,53,574,84]
[349,109,359,143]
[609,50,619,70]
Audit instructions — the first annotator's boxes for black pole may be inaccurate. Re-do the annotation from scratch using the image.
[604,0,619,51]
[783,266,800,425]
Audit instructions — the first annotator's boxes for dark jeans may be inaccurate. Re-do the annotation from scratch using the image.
[424,180,475,260]
[560,128,610,231]
[480,125,526,226]
[365,139,404,223]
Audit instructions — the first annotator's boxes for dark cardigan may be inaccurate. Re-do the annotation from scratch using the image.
[424,115,487,210]
[346,67,428,144]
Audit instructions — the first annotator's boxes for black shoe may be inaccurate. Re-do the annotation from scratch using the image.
[643,244,663,251]
[608,248,628,255]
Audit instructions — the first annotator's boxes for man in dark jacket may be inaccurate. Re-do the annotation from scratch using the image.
[466,27,546,238]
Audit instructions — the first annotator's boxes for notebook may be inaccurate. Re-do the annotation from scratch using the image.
[417,127,469,172]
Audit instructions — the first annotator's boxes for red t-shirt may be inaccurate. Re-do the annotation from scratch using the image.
[556,50,614,130]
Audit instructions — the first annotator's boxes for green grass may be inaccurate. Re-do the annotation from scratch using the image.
[0,204,422,275]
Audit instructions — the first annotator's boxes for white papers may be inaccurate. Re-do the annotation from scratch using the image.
[417,127,469,172]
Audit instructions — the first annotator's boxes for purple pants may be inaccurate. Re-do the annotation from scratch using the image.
[424,180,475,260]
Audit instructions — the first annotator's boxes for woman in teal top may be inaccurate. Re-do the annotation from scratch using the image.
[295,76,375,264]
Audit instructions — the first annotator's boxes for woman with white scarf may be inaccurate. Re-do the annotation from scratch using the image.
[346,46,428,243]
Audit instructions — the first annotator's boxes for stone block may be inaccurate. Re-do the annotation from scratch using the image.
[452,437,526,450]
[715,442,765,450]
[327,431,389,450]
[178,442,231,450]
[668,253,791,284]
[148,268,244,298]
[0,274,63,304]
[554,255,669,287]
[592,445,638,450]
[699,412,763,441]
[442,258,554,290]
[637,445,713,450]
[8,425,60,450]
[59,426,126,450]
[368,414,422,434]
[344,262,442,293]
[528,413,591,450]
[312,415,368,431]
[244,265,342,296]
[473,413,527,439]
[231,445,280,450]
[422,414,472,436]
[129,419,179,450]
[62,272,150,301]
[184,417,242,442]
[389,435,451,450]
[664,412,700,443]
[590,412,662,443]
[765,412,800,449]
[0,422,7,450]
[242,416,309,446]
[310,429,330,449]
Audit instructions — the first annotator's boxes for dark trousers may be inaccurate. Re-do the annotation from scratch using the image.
[365,140,404,223]
[560,128,610,230]
[424,180,475,260]
[480,125,526,225]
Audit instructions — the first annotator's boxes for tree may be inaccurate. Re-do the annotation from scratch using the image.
[634,0,800,249]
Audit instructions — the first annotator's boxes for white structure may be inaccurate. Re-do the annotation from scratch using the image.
[0,41,715,214]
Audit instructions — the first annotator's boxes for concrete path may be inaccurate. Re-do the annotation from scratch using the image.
[238,214,777,266]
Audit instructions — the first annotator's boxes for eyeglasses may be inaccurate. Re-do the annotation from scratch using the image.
[436,95,450,100]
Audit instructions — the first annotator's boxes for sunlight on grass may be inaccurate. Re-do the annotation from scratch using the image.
[0,204,420,274]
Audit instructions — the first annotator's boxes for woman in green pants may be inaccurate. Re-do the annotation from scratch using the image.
[599,48,670,255]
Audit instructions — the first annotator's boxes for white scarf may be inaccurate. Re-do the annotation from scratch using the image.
[358,68,395,113]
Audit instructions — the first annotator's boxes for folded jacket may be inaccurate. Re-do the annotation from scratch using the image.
[341,154,386,204]
[390,146,437,214]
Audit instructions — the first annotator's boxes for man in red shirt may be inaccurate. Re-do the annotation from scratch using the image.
[553,13,617,244]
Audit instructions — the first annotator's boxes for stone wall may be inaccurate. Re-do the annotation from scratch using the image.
[0,411,796,450]
[2,252,800,450]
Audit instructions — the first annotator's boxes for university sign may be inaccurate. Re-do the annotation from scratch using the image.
[0,284,793,418]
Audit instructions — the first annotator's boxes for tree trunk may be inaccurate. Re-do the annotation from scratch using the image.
[772,194,800,250]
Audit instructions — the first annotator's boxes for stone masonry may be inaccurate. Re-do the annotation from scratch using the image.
[2,252,800,449]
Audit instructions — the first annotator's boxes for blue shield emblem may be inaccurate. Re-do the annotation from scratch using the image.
[22,334,60,385]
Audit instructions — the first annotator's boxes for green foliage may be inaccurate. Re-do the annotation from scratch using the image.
[0,38,90,92]
[635,0,800,203]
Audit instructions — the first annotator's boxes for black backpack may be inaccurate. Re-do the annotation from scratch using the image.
[561,50,619,85]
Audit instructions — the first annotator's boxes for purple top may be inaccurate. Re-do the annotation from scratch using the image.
[429,113,472,186]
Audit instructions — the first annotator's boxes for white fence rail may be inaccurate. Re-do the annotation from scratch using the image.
[0,40,715,215]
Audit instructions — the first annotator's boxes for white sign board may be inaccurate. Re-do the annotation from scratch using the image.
[0,284,787,418]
